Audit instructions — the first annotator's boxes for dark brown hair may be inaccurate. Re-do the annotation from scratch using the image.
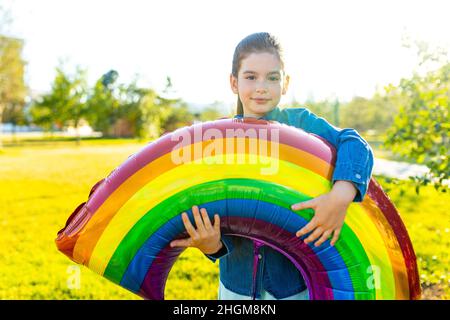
[231,32,285,115]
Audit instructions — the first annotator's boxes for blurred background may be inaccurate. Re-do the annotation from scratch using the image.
[0,0,448,299]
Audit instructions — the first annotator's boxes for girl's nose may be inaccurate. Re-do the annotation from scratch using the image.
[256,85,268,93]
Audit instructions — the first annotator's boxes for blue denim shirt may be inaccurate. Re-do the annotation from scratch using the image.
[205,106,374,299]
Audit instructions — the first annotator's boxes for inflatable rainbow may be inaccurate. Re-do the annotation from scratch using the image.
[56,118,421,300]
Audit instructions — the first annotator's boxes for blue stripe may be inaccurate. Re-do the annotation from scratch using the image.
[119,199,353,298]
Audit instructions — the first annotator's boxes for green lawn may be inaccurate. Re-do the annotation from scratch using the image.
[0,139,448,299]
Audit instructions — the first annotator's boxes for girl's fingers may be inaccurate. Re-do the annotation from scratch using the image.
[170,238,192,248]
[314,230,332,247]
[330,228,342,246]
[213,214,221,232]
[192,206,206,235]
[200,208,213,230]
[291,199,315,211]
[304,226,323,244]
[181,212,199,239]
[296,218,318,237]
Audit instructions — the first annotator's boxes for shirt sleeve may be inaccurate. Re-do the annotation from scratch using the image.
[204,235,234,263]
[284,108,374,202]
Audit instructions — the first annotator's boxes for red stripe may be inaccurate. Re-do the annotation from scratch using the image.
[366,178,421,299]
[56,119,336,259]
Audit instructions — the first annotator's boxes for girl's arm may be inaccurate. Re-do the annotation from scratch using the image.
[283,107,374,202]
[204,235,234,263]
[281,107,374,246]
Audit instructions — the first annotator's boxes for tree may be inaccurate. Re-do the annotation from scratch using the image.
[339,93,399,134]
[199,101,228,122]
[30,66,88,143]
[0,35,27,148]
[86,73,194,139]
[85,70,121,136]
[383,42,449,193]
[298,97,336,126]
[161,100,193,133]
[122,82,162,140]
[109,79,169,140]
[158,76,195,133]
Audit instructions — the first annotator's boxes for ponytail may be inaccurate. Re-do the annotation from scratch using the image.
[236,95,244,115]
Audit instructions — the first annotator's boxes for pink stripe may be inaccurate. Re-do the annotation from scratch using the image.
[85,118,336,216]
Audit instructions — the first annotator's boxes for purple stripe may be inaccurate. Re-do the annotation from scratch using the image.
[86,119,336,215]
[138,217,333,300]
[252,240,265,299]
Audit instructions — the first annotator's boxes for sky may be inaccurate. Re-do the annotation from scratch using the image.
[3,0,450,110]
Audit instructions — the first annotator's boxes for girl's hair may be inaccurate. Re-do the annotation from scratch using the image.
[231,32,285,115]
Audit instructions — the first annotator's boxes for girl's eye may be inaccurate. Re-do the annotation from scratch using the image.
[245,76,279,81]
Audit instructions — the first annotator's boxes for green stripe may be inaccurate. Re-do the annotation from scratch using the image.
[103,178,374,298]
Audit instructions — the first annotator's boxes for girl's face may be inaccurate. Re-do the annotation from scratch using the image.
[230,52,289,118]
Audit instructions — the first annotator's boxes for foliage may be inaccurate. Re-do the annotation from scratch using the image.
[375,175,450,299]
[84,70,121,136]
[84,72,194,139]
[0,35,27,133]
[339,93,399,134]
[161,102,194,133]
[115,80,160,139]
[383,62,450,193]
[198,101,229,122]
[302,98,336,126]
[288,41,450,194]
[29,66,88,134]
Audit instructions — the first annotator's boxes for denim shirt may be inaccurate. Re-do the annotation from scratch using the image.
[205,106,374,299]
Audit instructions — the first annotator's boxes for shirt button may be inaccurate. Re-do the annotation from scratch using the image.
[355,173,361,179]
[258,254,262,259]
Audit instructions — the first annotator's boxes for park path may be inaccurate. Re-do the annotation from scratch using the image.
[373,158,429,179]
[373,157,449,187]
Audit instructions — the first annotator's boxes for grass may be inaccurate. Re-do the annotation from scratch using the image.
[0,139,448,300]
[373,176,450,299]
[0,139,220,300]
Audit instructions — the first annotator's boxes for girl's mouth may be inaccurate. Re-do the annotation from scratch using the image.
[252,98,270,104]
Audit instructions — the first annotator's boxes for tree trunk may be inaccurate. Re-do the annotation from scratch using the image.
[75,118,81,146]
[76,126,81,146]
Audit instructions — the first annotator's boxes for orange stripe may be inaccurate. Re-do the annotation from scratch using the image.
[72,138,334,264]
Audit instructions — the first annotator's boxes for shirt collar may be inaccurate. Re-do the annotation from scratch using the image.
[234,107,281,120]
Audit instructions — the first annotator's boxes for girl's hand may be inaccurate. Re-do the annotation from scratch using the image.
[291,180,357,247]
[170,205,223,255]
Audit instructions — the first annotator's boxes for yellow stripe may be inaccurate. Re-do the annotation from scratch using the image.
[87,154,331,275]
[73,138,333,264]
[345,202,396,299]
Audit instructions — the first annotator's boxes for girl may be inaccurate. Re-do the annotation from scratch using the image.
[170,32,374,300]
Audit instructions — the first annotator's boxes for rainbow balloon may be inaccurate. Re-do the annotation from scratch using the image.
[55,118,421,300]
